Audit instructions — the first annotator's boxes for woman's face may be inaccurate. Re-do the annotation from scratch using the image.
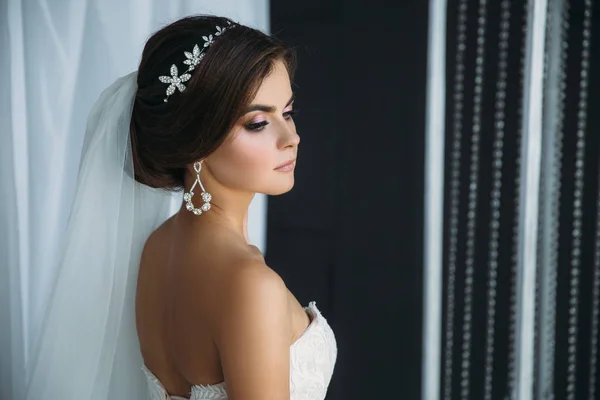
[205,60,300,196]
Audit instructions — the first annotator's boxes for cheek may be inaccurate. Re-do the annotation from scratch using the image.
[209,132,275,186]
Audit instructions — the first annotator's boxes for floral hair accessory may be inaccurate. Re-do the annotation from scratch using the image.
[158,21,236,102]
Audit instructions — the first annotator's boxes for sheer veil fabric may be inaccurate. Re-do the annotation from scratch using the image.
[24,72,178,399]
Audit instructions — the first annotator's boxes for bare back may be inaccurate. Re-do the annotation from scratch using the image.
[135,214,311,397]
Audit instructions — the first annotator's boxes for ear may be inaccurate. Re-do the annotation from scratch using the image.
[199,158,211,171]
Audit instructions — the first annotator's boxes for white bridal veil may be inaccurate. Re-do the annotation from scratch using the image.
[24,72,177,399]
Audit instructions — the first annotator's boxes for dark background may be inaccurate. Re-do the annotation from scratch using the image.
[440,1,600,399]
[267,1,429,398]
[267,1,600,399]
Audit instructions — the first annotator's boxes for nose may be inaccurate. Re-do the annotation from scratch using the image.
[277,121,300,149]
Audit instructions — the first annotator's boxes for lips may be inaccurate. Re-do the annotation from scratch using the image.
[275,158,296,170]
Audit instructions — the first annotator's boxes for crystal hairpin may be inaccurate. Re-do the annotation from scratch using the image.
[158,21,236,102]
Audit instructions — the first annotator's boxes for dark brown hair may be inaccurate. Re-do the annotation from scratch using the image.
[130,15,296,190]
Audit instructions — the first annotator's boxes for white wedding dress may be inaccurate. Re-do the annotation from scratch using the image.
[142,301,337,400]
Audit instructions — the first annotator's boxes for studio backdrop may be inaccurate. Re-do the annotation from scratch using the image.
[268,0,600,399]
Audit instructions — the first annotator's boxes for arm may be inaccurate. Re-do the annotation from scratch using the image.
[215,264,291,399]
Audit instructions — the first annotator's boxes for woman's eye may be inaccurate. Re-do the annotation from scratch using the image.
[283,109,298,120]
[245,121,269,132]
[244,109,298,132]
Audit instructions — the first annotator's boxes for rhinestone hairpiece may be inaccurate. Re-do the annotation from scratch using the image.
[158,21,236,102]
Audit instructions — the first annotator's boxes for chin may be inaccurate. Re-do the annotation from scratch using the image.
[264,178,295,196]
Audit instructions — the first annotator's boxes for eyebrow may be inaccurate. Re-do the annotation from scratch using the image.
[245,94,295,114]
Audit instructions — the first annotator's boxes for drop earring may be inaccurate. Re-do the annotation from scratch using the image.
[183,161,212,215]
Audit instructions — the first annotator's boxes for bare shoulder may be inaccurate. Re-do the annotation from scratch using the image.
[167,225,290,334]
[214,257,290,332]
[193,236,290,334]
[220,250,285,300]
[170,232,292,398]
[212,256,292,399]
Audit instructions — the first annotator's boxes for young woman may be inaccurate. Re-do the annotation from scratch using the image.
[25,15,336,400]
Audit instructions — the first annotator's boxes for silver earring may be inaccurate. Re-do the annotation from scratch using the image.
[183,161,212,215]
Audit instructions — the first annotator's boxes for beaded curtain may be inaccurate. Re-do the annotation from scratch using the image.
[439,0,600,399]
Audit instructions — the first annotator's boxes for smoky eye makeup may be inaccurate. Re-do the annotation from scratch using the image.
[283,108,298,119]
[242,104,298,132]
[244,118,270,132]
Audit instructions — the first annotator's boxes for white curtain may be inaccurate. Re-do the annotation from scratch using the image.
[0,1,268,398]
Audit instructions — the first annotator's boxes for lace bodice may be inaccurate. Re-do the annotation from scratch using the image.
[142,301,337,400]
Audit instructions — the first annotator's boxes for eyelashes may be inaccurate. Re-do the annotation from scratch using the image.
[244,121,269,131]
[244,109,299,132]
[284,109,298,119]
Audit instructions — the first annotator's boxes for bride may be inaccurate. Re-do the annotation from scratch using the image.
[25,15,336,400]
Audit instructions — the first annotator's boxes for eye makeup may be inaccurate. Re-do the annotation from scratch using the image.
[243,108,298,132]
